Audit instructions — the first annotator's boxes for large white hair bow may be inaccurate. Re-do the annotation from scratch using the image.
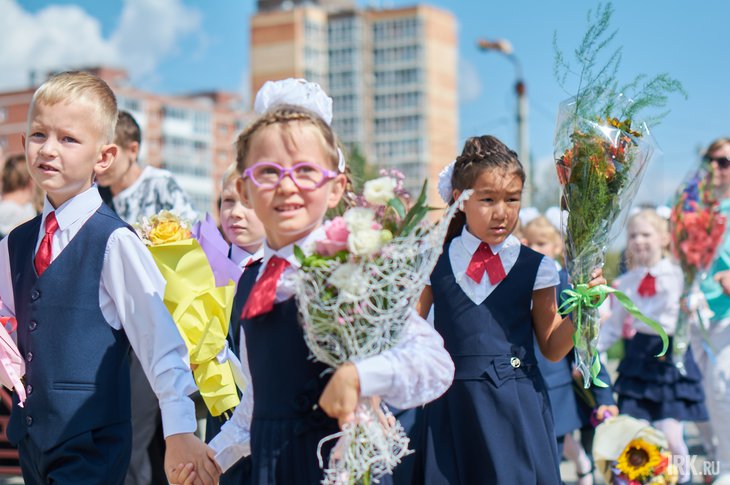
[253,78,345,172]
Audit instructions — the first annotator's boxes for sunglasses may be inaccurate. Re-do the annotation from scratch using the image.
[704,156,730,169]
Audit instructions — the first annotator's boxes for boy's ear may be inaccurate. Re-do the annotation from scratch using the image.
[94,143,118,175]
[327,173,347,209]
[236,177,253,209]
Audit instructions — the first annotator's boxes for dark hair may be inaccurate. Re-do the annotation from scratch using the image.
[445,135,525,242]
[2,153,32,193]
[114,110,142,149]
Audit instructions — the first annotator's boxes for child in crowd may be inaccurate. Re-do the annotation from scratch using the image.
[599,208,707,484]
[171,78,454,485]
[96,109,199,485]
[0,153,38,237]
[414,135,606,485]
[204,163,265,485]
[0,71,218,485]
[523,216,616,485]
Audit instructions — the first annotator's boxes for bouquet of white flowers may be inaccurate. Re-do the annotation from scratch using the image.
[289,174,469,485]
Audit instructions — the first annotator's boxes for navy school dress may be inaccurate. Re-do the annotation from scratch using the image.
[615,332,707,423]
[414,242,562,485]
[236,262,393,485]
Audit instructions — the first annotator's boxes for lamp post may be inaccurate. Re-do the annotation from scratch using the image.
[477,38,532,207]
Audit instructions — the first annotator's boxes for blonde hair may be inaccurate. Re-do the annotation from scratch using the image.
[706,137,730,156]
[221,162,240,189]
[235,104,339,173]
[626,208,670,267]
[523,216,561,246]
[31,71,118,143]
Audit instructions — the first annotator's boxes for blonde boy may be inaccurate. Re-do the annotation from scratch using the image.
[0,71,219,485]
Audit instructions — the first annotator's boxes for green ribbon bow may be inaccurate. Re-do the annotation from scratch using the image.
[559,283,669,388]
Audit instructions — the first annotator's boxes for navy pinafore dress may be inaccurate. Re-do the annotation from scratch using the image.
[236,262,395,484]
[616,333,708,422]
[416,243,561,485]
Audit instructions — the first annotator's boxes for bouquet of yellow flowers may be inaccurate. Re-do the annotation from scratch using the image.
[594,415,678,484]
[553,3,684,387]
[135,211,241,416]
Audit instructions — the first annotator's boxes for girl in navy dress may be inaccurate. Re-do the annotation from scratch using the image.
[414,135,606,485]
[599,208,707,484]
[172,79,454,485]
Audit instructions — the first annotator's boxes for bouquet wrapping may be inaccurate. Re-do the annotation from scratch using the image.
[594,415,678,484]
[289,176,470,485]
[555,96,668,387]
[0,313,25,406]
[669,167,726,373]
[135,211,242,416]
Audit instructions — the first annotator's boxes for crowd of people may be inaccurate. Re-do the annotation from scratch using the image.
[0,71,728,485]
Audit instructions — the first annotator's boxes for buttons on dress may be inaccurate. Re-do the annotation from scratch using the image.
[510,357,521,368]
[25,416,33,426]
[26,352,33,362]
[29,320,37,331]
[26,384,32,395]
[30,289,40,301]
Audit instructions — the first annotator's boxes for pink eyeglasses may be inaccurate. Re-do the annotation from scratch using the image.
[243,161,338,190]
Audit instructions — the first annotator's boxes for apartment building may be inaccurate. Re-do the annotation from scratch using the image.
[250,2,457,200]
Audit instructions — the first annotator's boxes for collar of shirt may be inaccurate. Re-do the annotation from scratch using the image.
[449,226,521,305]
[230,244,264,269]
[259,226,326,303]
[633,257,674,279]
[37,186,102,253]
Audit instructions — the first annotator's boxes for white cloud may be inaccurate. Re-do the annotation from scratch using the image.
[0,0,201,91]
[458,56,482,104]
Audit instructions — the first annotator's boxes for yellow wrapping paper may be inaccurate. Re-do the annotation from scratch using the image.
[148,239,239,416]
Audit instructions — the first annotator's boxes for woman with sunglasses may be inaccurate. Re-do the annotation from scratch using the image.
[697,138,730,485]
[169,79,454,485]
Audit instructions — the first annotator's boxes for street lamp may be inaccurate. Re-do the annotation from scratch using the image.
[477,38,532,206]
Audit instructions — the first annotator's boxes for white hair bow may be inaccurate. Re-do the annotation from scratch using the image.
[253,78,346,172]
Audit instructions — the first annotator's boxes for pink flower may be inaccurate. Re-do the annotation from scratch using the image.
[316,217,350,256]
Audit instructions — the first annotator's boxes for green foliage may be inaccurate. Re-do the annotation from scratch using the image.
[553,2,686,125]
[347,144,378,192]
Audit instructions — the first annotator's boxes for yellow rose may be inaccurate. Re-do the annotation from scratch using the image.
[149,220,190,245]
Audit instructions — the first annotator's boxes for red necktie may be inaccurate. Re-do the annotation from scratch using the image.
[466,242,506,285]
[637,272,656,297]
[34,211,58,277]
[240,256,290,319]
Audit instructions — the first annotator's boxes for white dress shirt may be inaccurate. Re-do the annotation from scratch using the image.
[448,227,560,305]
[598,257,683,352]
[209,227,455,471]
[229,245,264,270]
[0,187,198,437]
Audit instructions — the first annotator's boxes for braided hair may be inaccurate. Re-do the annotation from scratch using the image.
[445,135,525,242]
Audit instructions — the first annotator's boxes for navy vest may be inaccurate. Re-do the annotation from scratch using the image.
[6,204,132,450]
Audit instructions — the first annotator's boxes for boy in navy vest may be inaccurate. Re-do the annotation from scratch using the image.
[0,71,220,485]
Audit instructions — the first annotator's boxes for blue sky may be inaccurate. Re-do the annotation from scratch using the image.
[3,0,729,208]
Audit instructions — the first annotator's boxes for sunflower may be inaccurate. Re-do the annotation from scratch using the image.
[616,438,662,481]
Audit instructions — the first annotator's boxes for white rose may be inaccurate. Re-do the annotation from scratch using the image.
[363,177,397,206]
[348,226,384,256]
[327,263,367,297]
[343,207,376,232]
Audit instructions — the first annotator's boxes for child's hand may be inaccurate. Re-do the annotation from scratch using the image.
[167,463,196,485]
[596,404,619,421]
[715,269,730,295]
[586,267,607,289]
[319,362,360,428]
[165,432,221,485]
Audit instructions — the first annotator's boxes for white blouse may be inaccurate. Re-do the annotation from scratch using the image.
[209,227,455,471]
[598,257,683,352]
[229,245,264,270]
[448,227,560,305]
